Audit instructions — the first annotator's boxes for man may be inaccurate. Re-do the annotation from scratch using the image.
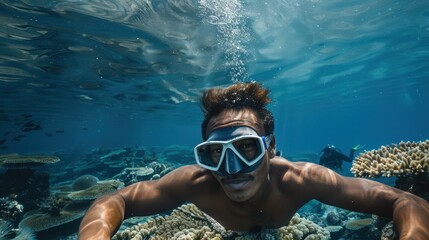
[319,144,362,171]
[79,82,429,240]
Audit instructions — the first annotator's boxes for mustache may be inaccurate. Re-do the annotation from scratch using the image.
[221,174,253,183]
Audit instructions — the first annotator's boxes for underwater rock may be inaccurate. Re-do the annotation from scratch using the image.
[324,225,343,239]
[326,211,341,226]
[0,169,50,212]
[395,172,429,202]
[0,153,59,212]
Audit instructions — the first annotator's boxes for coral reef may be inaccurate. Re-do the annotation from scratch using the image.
[351,140,429,203]
[67,179,124,200]
[18,201,89,232]
[325,212,341,226]
[380,222,397,240]
[298,202,382,240]
[0,153,60,212]
[113,161,174,185]
[0,196,24,225]
[344,218,374,231]
[350,140,429,239]
[0,153,59,167]
[71,174,99,191]
[112,204,330,240]
[351,140,428,178]
[394,172,429,202]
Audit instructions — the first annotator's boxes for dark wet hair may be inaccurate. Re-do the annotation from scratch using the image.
[200,82,274,139]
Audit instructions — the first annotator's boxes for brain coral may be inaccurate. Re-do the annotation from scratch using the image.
[112,204,330,240]
[71,174,99,191]
[351,140,429,178]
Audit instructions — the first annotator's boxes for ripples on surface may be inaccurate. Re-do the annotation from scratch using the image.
[0,0,428,121]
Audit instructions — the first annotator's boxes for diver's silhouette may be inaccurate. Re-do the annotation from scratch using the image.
[319,144,363,171]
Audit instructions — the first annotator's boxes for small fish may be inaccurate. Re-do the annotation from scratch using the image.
[56,129,64,133]
[81,127,87,130]
[0,146,8,150]
[3,131,12,136]
[22,114,32,119]
[45,133,53,137]
[13,135,26,141]
[0,138,6,145]
[21,120,42,132]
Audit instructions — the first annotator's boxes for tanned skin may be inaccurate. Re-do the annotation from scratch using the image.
[79,108,429,240]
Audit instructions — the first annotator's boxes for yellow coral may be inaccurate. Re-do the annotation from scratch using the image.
[112,204,329,240]
[351,140,429,178]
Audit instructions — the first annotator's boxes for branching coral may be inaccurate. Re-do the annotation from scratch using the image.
[351,140,429,178]
[112,204,330,240]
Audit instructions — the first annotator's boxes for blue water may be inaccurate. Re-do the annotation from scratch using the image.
[1,0,428,155]
[0,0,428,238]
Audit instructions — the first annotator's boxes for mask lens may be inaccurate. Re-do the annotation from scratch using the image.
[196,143,223,168]
[232,137,261,161]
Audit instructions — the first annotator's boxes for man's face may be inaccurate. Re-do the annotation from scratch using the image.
[205,108,271,202]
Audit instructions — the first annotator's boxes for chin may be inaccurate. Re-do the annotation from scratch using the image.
[225,191,253,202]
[222,181,257,202]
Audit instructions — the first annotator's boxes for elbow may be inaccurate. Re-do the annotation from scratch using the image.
[393,192,428,211]
[391,193,429,240]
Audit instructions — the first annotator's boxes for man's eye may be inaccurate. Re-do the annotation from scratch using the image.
[237,142,256,152]
[209,145,222,155]
[211,148,222,154]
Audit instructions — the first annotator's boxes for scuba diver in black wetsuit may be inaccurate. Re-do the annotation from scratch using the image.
[319,144,364,171]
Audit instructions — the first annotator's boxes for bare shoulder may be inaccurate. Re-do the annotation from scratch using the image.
[270,157,320,179]
[164,164,215,183]
[118,164,219,210]
[156,164,219,195]
[269,157,339,193]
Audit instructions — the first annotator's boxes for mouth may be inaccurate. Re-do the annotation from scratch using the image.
[221,175,253,189]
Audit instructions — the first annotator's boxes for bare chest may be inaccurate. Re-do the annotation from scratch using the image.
[198,198,301,232]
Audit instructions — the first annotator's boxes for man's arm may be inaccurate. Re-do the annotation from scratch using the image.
[78,165,209,240]
[78,192,126,239]
[301,164,429,240]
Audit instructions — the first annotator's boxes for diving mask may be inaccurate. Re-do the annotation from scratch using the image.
[194,126,272,175]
